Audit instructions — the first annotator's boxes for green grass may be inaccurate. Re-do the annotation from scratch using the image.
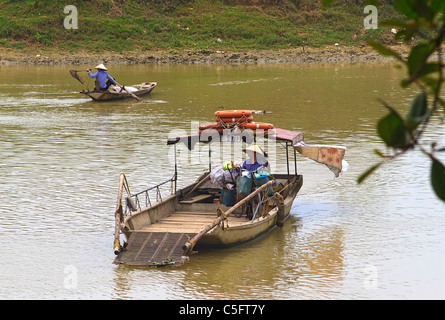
[0,0,402,54]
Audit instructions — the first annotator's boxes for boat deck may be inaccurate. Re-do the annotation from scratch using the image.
[113,174,302,267]
[140,210,250,233]
[114,231,193,267]
[114,206,251,267]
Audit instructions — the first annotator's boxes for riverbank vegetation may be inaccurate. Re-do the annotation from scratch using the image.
[0,0,402,55]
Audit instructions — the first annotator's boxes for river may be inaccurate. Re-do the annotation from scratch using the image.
[0,61,444,300]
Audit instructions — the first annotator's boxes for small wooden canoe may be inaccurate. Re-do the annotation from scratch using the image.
[83,82,157,101]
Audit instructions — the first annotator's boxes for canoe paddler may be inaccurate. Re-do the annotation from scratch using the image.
[85,64,118,91]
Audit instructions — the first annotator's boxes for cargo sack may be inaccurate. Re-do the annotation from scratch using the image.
[253,167,274,196]
[220,188,236,206]
[223,168,239,184]
[253,176,274,196]
[210,165,224,187]
[237,170,253,196]
[253,175,269,187]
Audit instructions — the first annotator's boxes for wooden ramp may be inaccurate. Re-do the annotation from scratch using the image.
[114,231,197,267]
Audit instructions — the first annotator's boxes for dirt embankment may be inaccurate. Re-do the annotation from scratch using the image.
[0,45,409,65]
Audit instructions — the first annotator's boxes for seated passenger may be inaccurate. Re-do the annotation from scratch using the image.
[242,145,270,172]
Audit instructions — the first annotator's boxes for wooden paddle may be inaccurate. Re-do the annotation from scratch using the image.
[44,92,82,95]
[115,83,143,102]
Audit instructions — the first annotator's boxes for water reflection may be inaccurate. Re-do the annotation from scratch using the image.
[110,213,346,300]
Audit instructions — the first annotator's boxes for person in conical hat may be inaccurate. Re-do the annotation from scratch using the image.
[85,64,118,91]
[242,144,269,172]
[95,63,107,71]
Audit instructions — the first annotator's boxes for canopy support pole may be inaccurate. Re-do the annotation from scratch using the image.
[286,141,290,175]
[174,144,177,193]
[209,145,212,172]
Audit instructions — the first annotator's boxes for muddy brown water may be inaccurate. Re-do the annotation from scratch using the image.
[0,62,444,299]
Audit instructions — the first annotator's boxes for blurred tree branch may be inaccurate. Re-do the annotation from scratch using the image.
[325,0,445,201]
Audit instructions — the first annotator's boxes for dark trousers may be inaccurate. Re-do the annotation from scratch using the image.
[95,80,113,92]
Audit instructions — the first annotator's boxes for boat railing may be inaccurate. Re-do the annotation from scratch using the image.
[114,172,175,254]
[124,174,176,216]
[114,172,131,254]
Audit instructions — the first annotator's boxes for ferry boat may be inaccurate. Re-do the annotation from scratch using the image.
[112,110,346,266]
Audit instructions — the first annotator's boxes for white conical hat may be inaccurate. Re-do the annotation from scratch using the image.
[95,63,107,70]
[243,145,268,157]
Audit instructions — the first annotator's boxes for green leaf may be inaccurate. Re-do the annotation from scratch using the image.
[395,21,420,42]
[431,158,445,201]
[408,92,427,118]
[400,79,410,88]
[394,0,419,19]
[411,0,435,20]
[377,103,410,148]
[406,92,428,130]
[358,162,383,184]
[432,0,445,14]
[407,42,436,78]
[418,76,439,92]
[380,19,409,29]
[418,62,440,79]
[367,41,404,63]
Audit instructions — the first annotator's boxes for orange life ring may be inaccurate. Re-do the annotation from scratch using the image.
[240,122,274,130]
[217,116,253,123]
[215,110,252,118]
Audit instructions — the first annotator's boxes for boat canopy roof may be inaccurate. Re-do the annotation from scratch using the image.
[167,127,303,150]
[167,126,347,177]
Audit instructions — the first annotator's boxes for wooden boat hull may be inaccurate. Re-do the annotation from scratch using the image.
[84,82,156,101]
[114,173,302,266]
[198,191,296,248]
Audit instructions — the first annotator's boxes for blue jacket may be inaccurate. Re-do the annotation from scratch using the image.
[88,70,116,89]
[242,160,264,172]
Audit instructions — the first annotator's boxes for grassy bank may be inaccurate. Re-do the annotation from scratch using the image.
[0,0,401,57]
